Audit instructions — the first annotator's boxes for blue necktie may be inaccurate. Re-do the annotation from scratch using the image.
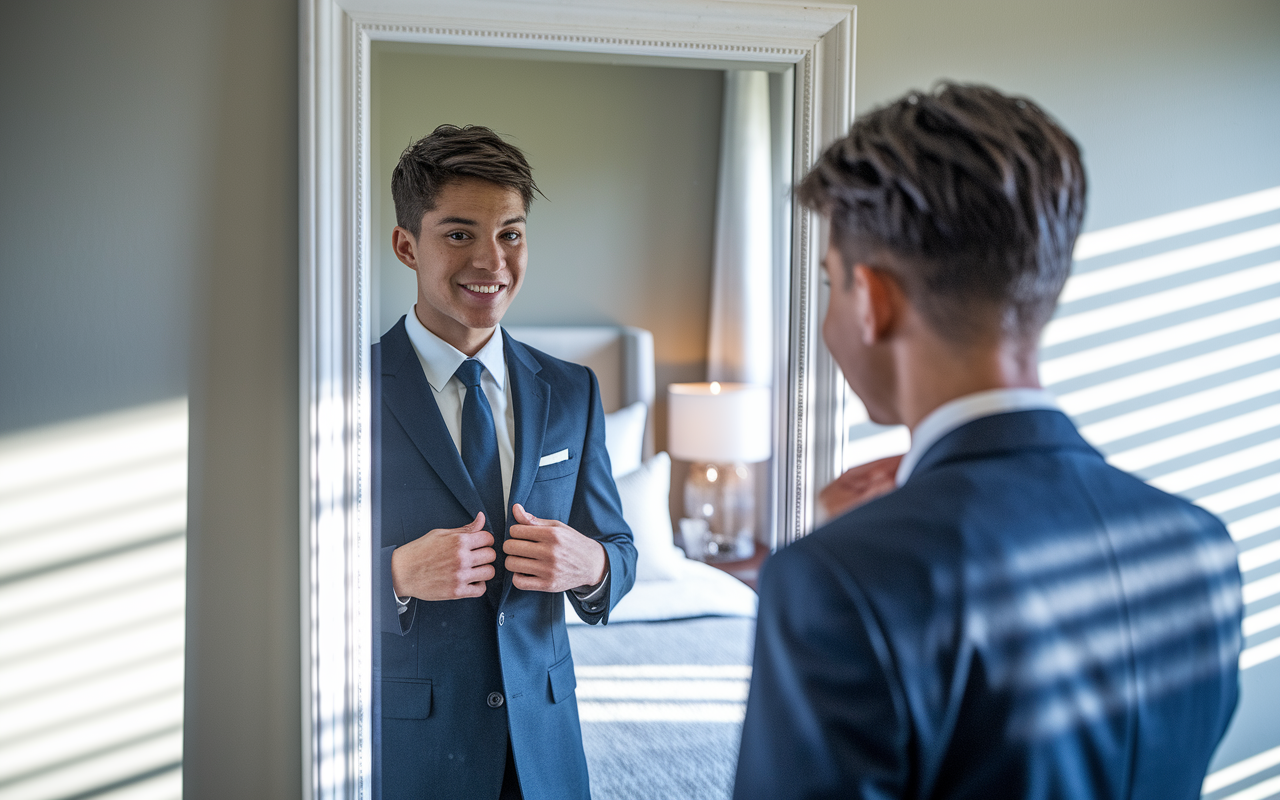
[454,358,506,600]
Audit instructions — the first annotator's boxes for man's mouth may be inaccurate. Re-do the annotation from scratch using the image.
[462,283,503,295]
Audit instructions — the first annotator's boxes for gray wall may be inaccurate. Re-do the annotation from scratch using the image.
[373,46,724,450]
[1,0,300,797]
[1,0,1275,797]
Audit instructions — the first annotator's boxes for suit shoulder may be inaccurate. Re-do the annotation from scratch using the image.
[505,335,595,386]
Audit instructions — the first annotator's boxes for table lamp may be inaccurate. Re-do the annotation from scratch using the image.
[667,381,771,561]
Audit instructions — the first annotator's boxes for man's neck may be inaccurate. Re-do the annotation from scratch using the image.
[414,305,496,357]
[895,334,1041,432]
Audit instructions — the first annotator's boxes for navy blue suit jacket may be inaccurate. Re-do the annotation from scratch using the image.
[736,410,1242,800]
[372,318,637,800]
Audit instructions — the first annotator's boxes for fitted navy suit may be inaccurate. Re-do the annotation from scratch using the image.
[736,410,1242,800]
[372,318,637,800]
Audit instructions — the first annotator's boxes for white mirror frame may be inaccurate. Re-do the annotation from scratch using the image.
[300,1,855,796]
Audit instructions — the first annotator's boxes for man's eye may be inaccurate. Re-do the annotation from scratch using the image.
[447,231,468,241]
[501,231,521,241]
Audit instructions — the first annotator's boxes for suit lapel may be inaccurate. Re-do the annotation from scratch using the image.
[380,319,486,519]
[502,330,550,605]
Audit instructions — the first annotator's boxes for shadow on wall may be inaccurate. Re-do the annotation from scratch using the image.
[0,399,187,800]
[842,185,1280,799]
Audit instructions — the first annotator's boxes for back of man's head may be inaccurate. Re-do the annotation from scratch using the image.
[798,83,1087,343]
[392,124,539,237]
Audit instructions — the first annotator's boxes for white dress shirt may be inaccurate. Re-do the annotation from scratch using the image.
[396,307,607,610]
[404,307,515,507]
[895,387,1061,486]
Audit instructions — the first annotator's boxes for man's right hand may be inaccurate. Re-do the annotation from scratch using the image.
[818,454,903,520]
[390,513,497,601]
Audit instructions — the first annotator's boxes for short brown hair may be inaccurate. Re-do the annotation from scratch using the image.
[391,124,540,236]
[798,83,1086,341]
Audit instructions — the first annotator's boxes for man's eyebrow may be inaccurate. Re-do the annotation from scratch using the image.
[436,216,476,226]
[503,216,526,226]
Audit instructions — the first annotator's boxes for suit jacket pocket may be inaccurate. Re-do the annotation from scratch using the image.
[382,677,432,719]
[548,654,576,704]
[534,454,577,483]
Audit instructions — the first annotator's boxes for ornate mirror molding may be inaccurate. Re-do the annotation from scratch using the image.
[300,1,855,795]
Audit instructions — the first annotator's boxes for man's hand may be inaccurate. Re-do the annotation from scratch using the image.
[818,454,904,519]
[504,504,607,593]
[390,513,497,601]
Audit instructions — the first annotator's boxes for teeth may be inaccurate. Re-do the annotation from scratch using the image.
[464,284,501,294]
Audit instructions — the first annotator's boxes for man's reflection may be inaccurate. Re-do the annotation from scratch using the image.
[373,124,637,800]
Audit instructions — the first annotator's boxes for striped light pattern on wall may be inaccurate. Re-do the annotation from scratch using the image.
[0,400,187,800]
[840,186,1280,800]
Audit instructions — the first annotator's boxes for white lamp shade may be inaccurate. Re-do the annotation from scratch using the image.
[667,382,771,463]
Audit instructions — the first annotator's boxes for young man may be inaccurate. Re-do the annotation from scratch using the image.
[373,125,636,800]
[735,85,1243,800]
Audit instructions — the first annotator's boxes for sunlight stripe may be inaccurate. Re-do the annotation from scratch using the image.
[1243,573,1280,606]
[0,540,184,625]
[575,665,751,680]
[0,399,187,499]
[1244,605,1280,638]
[846,426,911,469]
[1106,406,1280,474]
[0,728,181,800]
[1056,333,1280,417]
[1204,744,1280,794]
[1081,370,1280,446]
[1063,223,1280,302]
[1042,296,1280,385]
[1230,508,1280,543]
[0,497,186,582]
[1199,473,1280,518]
[577,679,748,702]
[1043,261,1280,347]
[1073,186,1280,260]
[577,701,745,723]
[1150,443,1279,495]
[1241,540,1280,574]
[1240,638,1280,672]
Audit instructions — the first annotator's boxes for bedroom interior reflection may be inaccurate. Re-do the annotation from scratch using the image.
[371,43,795,800]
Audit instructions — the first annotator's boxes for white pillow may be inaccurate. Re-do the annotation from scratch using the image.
[604,401,647,478]
[614,452,687,581]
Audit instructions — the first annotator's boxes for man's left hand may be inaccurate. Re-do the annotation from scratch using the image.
[504,503,608,593]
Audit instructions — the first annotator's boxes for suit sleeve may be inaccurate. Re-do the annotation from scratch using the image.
[564,367,637,625]
[734,540,909,800]
[373,343,416,637]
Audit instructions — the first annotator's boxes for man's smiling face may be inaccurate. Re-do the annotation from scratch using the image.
[394,177,527,354]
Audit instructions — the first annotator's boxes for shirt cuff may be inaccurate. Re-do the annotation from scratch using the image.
[571,570,609,604]
[395,590,410,615]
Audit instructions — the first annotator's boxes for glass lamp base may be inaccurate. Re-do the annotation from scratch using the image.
[684,461,755,562]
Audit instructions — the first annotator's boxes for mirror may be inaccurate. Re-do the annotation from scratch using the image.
[300,1,854,796]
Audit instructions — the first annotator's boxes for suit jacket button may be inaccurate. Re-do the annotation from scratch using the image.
[499,612,505,627]
[487,692,505,708]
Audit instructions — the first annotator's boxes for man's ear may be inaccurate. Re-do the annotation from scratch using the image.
[391,226,419,270]
[852,264,903,345]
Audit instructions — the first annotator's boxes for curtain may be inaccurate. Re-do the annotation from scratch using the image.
[708,70,774,386]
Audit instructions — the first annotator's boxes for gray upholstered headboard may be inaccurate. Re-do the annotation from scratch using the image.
[504,325,656,457]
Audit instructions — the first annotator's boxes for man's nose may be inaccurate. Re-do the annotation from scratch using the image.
[471,237,505,271]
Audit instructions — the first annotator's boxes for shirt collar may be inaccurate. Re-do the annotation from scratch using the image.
[895,387,1059,486]
[403,306,507,392]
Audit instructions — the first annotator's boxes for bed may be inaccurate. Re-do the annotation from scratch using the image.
[506,326,758,800]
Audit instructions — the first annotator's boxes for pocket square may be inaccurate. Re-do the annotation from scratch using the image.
[539,449,570,467]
